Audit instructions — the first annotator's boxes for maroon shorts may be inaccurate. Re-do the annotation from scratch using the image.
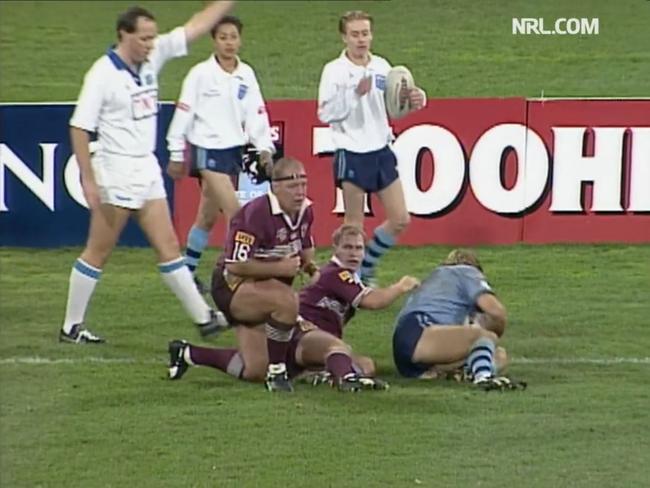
[286,320,326,378]
[211,267,259,326]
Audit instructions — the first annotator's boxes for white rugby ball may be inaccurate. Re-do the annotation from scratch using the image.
[385,65,415,119]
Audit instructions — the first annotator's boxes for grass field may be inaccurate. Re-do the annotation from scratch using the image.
[2,0,650,487]
[1,0,649,101]
[1,245,650,487]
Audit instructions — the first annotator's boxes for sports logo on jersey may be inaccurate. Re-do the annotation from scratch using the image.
[234,231,255,245]
[375,74,386,91]
[238,84,248,99]
[275,228,287,243]
[338,270,356,284]
[131,88,158,120]
[207,158,216,169]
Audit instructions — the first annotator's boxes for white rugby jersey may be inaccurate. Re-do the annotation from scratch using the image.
[317,51,394,153]
[166,56,274,160]
[70,27,187,157]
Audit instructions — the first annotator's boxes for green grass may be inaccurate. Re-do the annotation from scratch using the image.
[2,1,650,486]
[1,0,649,101]
[1,245,650,487]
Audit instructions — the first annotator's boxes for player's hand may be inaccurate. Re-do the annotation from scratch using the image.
[355,76,372,96]
[308,269,321,285]
[81,174,100,210]
[166,161,185,180]
[397,275,420,293]
[276,253,302,277]
[258,150,273,180]
[408,88,425,111]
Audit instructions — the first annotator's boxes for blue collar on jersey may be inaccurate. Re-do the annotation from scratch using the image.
[107,47,142,86]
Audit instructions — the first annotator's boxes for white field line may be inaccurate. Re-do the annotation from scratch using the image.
[0,356,649,365]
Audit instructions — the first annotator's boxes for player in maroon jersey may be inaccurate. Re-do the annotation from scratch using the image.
[197,157,317,392]
[168,224,420,391]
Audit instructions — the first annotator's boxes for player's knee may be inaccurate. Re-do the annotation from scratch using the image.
[275,286,299,315]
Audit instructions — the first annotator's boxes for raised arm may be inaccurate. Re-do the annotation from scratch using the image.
[183,0,235,44]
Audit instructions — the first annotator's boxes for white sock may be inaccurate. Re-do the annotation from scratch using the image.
[62,258,102,333]
[158,257,211,324]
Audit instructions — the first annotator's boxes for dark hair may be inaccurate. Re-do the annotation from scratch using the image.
[210,15,243,38]
[116,6,155,38]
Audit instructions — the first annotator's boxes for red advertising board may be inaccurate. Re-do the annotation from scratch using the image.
[172,99,650,246]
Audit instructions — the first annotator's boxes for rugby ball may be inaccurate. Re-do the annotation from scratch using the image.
[385,65,415,119]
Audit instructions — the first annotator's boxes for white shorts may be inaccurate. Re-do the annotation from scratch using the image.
[91,152,166,209]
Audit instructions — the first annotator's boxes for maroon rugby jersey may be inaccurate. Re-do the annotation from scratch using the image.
[298,257,371,338]
[216,192,314,287]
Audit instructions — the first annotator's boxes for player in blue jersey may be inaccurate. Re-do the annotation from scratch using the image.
[392,249,525,391]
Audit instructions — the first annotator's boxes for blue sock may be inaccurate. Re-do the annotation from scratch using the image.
[185,226,209,273]
[467,337,495,381]
[360,227,396,280]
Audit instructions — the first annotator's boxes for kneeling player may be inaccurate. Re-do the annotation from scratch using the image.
[197,157,317,392]
[392,249,525,391]
[168,224,420,391]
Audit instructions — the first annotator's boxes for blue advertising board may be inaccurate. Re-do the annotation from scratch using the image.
[0,103,175,246]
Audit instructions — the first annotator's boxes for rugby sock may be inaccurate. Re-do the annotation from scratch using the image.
[186,346,244,378]
[265,319,295,367]
[325,351,355,380]
[159,257,211,324]
[467,337,496,382]
[185,226,209,273]
[360,227,396,280]
[62,258,102,334]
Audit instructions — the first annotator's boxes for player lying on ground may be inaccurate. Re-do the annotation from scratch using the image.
[168,224,420,391]
[392,249,526,391]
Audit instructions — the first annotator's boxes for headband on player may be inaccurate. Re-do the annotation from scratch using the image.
[272,173,307,182]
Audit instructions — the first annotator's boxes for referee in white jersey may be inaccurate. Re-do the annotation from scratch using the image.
[59,2,234,344]
[317,11,426,286]
[166,15,275,290]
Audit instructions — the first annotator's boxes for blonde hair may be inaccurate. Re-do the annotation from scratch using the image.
[332,224,366,246]
[339,10,373,34]
[442,248,483,271]
[271,157,305,181]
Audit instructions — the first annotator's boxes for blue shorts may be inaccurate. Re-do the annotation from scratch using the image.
[392,311,439,378]
[190,145,243,178]
[333,146,399,193]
